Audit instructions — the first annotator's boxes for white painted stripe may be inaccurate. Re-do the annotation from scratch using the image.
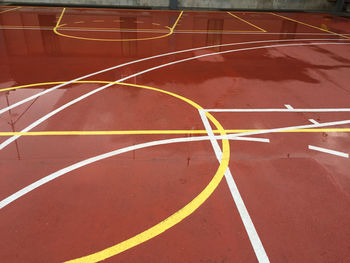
[285,104,293,110]
[1,41,350,150]
[308,145,349,158]
[228,119,350,139]
[0,27,349,36]
[231,136,269,143]
[0,38,348,116]
[308,119,319,125]
[198,110,270,263]
[0,134,267,210]
[205,108,350,112]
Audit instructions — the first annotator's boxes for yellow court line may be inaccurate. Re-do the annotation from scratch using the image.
[62,83,230,262]
[0,128,350,136]
[270,12,350,40]
[0,79,230,262]
[0,25,169,31]
[227,11,266,32]
[0,6,21,14]
[53,8,183,41]
[2,81,349,136]
[0,24,262,33]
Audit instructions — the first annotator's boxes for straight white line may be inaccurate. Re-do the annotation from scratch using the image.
[198,110,270,263]
[0,38,348,116]
[2,118,350,209]
[0,134,267,210]
[1,41,350,151]
[308,119,319,125]
[205,108,350,112]
[308,145,349,158]
[285,104,293,110]
[228,119,350,139]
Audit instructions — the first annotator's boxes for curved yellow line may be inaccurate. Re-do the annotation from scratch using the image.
[53,8,183,42]
[2,81,230,262]
[66,82,229,262]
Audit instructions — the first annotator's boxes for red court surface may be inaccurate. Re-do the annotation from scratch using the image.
[1,5,350,263]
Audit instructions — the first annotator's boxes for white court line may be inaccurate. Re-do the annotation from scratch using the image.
[205,108,350,112]
[285,104,293,110]
[1,41,350,151]
[309,145,349,158]
[2,117,350,259]
[308,119,319,125]
[0,134,268,210]
[198,109,270,263]
[0,27,349,36]
[0,38,348,116]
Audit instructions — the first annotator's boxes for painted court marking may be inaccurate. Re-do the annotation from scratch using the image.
[1,41,350,152]
[270,12,350,40]
[53,7,183,41]
[0,6,21,14]
[1,26,350,36]
[309,119,319,125]
[285,104,294,110]
[0,82,232,263]
[309,145,349,158]
[1,38,348,116]
[227,11,266,32]
[205,107,350,112]
[198,109,270,263]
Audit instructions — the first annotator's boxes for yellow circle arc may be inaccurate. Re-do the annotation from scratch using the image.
[4,81,230,262]
[53,8,183,42]
[54,24,173,42]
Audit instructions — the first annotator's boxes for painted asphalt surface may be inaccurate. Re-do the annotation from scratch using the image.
[0,6,350,262]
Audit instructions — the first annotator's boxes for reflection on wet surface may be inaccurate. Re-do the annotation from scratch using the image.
[1,6,350,263]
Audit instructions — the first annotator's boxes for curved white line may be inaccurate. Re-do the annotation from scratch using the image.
[2,116,350,209]
[0,38,347,116]
[1,41,350,151]
[0,134,267,209]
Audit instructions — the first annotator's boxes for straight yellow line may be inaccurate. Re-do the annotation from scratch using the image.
[227,11,266,32]
[0,25,261,33]
[0,6,21,14]
[170,10,183,31]
[270,12,350,40]
[0,129,349,136]
[55,7,66,28]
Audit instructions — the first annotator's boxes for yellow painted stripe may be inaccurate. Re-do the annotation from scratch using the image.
[227,11,266,32]
[0,6,21,14]
[0,128,350,136]
[2,81,349,136]
[63,83,230,262]
[0,25,261,33]
[270,12,350,40]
